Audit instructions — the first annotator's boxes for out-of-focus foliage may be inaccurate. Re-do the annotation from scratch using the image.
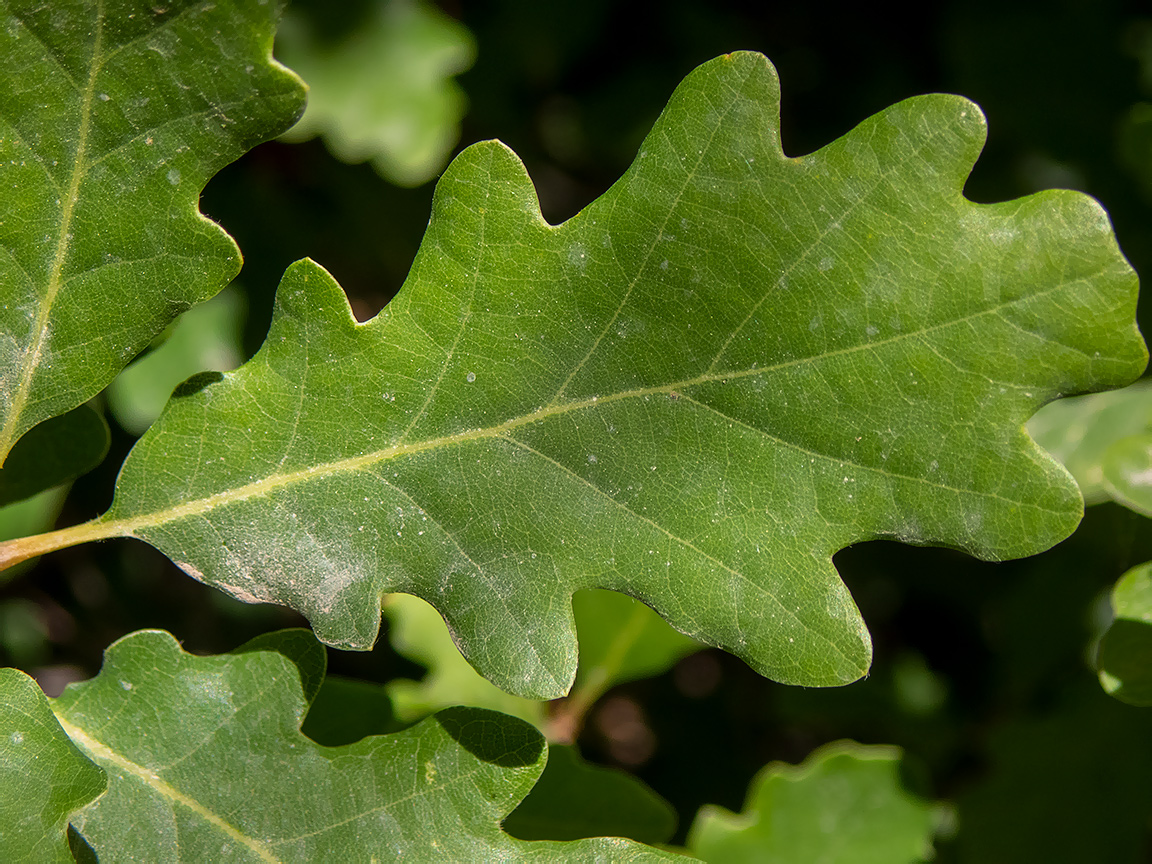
[1029,380,1152,507]
[277,0,476,186]
[0,407,107,507]
[106,289,245,436]
[1030,382,1152,707]
[686,742,937,863]
[383,592,545,727]
[571,590,701,695]
[1099,562,1152,706]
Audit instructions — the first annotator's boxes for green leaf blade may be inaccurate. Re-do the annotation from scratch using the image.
[40,629,678,862]
[0,404,108,506]
[0,668,106,863]
[0,0,305,460]
[106,51,1145,697]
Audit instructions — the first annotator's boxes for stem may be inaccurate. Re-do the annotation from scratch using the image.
[546,599,652,743]
[0,519,122,571]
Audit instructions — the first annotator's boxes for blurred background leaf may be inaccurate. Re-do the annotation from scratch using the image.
[1098,562,1152,706]
[277,0,476,186]
[383,592,545,727]
[0,407,107,509]
[686,742,939,864]
[1029,381,1152,505]
[106,288,246,437]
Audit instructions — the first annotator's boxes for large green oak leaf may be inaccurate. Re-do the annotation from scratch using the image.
[11,52,1146,698]
[0,0,305,461]
[4,629,679,861]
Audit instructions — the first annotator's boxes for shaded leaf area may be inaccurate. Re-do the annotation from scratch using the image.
[15,628,682,862]
[277,0,476,186]
[686,741,936,863]
[300,673,401,746]
[0,0,305,461]
[98,51,1145,698]
[0,405,107,506]
[0,668,105,864]
[504,744,677,844]
[106,286,246,435]
[1098,562,1152,706]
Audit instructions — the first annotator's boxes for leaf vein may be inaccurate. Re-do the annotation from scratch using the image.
[53,715,281,863]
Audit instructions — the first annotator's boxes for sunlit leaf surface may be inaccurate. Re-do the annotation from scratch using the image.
[7,629,680,861]
[0,0,304,461]
[45,51,1148,697]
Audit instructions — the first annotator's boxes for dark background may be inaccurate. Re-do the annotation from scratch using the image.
[6,1,1152,860]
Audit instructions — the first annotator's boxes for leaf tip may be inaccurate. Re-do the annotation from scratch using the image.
[274,257,360,328]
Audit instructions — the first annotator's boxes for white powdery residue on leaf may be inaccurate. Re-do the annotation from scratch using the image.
[179,559,273,605]
[185,670,235,713]
[568,242,587,269]
[0,331,22,418]
[228,511,361,617]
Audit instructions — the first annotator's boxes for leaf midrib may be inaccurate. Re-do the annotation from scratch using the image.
[104,285,1072,542]
[55,714,281,864]
[0,0,104,458]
